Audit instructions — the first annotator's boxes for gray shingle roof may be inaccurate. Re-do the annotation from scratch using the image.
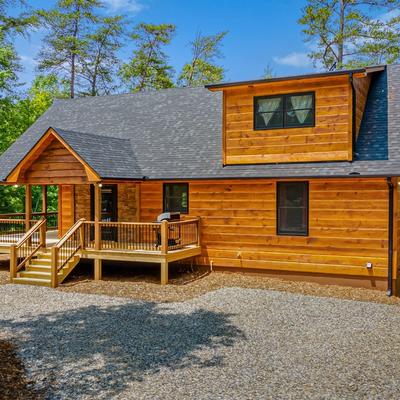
[0,65,399,181]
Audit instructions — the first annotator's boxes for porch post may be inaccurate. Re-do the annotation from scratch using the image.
[42,185,47,220]
[25,184,32,232]
[94,183,101,250]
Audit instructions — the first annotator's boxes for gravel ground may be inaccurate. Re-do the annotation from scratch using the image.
[1,285,400,399]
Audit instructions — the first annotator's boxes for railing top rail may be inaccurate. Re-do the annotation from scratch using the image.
[0,218,26,224]
[84,220,161,226]
[168,218,200,225]
[0,211,57,218]
[55,218,85,249]
[16,218,46,248]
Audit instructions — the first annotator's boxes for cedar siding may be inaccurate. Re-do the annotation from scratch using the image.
[218,74,372,165]
[140,178,392,280]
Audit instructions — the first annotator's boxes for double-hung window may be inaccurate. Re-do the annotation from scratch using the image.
[277,182,309,236]
[254,92,315,130]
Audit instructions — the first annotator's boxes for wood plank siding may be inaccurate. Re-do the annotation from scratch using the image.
[24,139,89,185]
[140,179,391,279]
[58,185,75,236]
[222,75,353,164]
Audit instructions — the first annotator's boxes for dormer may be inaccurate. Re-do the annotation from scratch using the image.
[207,66,384,165]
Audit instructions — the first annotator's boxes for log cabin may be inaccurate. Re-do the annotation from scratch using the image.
[0,64,398,295]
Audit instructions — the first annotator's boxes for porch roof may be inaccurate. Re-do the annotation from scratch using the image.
[0,65,399,181]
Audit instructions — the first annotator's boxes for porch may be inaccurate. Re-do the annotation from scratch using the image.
[0,215,201,286]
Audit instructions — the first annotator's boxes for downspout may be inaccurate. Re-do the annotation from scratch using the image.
[386,177,394,296]
[349,72,357,159]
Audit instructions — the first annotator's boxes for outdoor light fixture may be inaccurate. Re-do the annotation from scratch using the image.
[98,183,103,188]
[366,262,373,269]
[13,184,18,188]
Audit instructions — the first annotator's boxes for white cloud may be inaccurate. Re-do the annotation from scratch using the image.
[102,0,144,13]
[273,52,311,68]
[376,8,400,23]
[20,55,38,66]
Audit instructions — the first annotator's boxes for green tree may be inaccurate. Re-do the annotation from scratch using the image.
[0,75,65,214]
[263,63,275,79]
[0,0,38,96]
[119,23,175,92]
[299,0,400,70]
[37,0,103,98]
[177,31,227,87]
[80,15,125,96]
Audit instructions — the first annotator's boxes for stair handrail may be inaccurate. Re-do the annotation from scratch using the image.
[51,218,85,288]
[10,218,47,280]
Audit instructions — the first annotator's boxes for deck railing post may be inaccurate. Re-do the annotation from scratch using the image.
[79,223,85,250]
[9,244,17,281]
[161,220,168,254]
[196,218,201,246]
[39,220,46,248]
[51,246,58,288]
[94,184,102,250]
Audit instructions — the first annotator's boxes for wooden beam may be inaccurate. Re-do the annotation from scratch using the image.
[160,260,168,285]
[25,185,32,232]
[94,183,102,250]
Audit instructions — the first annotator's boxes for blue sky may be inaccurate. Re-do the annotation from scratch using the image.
[15,0,317,88]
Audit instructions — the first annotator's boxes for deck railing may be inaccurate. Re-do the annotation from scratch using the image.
[51,219,85,287]
[82,218,200,253]
[0,219,26,244]
[9,219,46,279]
[0,211,58,231]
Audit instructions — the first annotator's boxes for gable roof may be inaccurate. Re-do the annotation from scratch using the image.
[0,65,399,181]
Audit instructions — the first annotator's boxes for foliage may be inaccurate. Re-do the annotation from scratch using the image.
[177,31,227,86]
[299,0,400,70]
[80,15,125,96]
[0,75,66,214]
[119,23,176,92]
[37,0,104,98]
[263,63,275,79]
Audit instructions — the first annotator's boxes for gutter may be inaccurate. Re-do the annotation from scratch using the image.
[386,177,394,296]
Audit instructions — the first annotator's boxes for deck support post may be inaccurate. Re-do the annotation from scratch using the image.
[160,259,168,285]
[94,183,102,250]
[25,184,32,233]
[94,259,102,280]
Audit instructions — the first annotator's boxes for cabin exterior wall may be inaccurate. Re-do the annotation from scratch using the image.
[139,178,395,287]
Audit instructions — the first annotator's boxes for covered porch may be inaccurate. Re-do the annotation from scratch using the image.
[0,127,201,286]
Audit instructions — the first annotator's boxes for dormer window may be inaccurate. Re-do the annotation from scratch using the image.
[254,92,315,130]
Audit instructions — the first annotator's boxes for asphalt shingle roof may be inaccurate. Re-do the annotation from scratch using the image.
[0,65,399,181]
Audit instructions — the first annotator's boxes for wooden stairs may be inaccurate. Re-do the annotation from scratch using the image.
[13,247,81,287]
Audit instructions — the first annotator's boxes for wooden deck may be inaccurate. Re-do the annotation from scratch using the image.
[1,217,201,286]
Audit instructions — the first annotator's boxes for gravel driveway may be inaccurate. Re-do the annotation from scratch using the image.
[1,285,400,399]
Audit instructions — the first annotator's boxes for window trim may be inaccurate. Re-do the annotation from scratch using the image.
[163,182,189,214]
[254,92,315,131]
[276,181,309,236]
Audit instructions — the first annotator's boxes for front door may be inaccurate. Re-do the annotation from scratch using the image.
[90,185,118,241]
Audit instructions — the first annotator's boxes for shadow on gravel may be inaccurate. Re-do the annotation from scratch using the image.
[0,302,244,398]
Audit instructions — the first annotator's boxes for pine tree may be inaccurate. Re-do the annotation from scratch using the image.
[80,16,125,96]
[119,23,176,92]
[299,0,400,70]
[37,0,103,98]
[177,31,227,87]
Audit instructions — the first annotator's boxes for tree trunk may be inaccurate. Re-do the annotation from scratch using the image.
[338,0,345,69]
[71,53,75,99]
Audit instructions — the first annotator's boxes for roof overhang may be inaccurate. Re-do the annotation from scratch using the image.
[5,127,101,183]
[206,65,386,91]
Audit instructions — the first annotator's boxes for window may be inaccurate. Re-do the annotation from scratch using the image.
[254,92,315,130]
[163,183,189,213]
[277,182,308,236]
